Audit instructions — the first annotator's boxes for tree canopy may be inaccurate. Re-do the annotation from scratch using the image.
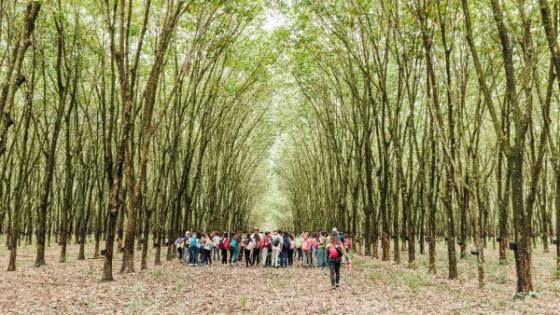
[1,0,560,298]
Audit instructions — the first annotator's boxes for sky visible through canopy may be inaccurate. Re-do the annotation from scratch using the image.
[255,7,291,231]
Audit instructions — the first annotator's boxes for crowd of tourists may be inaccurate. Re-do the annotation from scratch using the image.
[174,227,352,289]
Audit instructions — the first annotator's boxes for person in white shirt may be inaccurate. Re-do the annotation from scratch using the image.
[243,233,255,267]
[270,230,283,268]
[211,232,221,262]
[250,227,262,242]
[260,232,271,266]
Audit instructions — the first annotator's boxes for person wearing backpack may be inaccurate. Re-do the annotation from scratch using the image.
[270,231,282,268]
[222,234,230,265]
[280,232,290,267]
[326,231,350,290]
[266,233,273,266]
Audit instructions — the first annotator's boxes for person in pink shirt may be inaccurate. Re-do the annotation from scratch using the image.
[326,231,350,290]
[301,232,312,267]
[311,233,320,267]
[343,234,352,251]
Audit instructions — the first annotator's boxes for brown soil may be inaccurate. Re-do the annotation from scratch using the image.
[1,240,559,314]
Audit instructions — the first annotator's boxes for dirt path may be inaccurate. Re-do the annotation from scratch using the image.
[1,242,559,314]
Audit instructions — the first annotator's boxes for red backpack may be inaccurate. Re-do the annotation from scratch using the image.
[259,237,268,249]
[328,246,339,259]
[224,239,231,250]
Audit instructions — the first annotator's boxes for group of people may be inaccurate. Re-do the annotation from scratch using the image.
[174,227,352,289]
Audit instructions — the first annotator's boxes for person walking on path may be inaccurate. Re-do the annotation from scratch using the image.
[326,231,350,290]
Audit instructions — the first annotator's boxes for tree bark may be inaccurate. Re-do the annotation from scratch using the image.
[0,1,40,156]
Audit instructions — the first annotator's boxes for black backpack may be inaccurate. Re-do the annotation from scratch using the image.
[282,236,290,250]
[336,246,343,257]
[272,236,280,247]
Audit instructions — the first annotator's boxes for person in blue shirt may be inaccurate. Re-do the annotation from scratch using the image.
[188,232,199,266]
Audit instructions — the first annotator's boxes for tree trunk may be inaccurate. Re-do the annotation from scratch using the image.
[141,209,153,270]
[556,170,560,278]
[0,2,41,156]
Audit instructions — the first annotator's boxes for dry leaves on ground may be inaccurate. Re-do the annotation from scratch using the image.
[1,242,560,314]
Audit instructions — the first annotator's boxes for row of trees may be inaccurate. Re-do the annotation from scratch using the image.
[0,0,276,281]
[277,0,560,297]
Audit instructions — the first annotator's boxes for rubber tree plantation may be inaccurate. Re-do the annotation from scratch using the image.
[1,0,560,313]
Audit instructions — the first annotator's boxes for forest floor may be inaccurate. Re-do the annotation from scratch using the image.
[1,240,560,314]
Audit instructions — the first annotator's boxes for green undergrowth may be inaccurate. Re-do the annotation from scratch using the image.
[357,255,430,293]
[175,279,184,293]
[555,270,560,280]
[549,283,560,295]
[484,259,513,285]
[128,283,157,315]
[152,269,163,279]
[487,268,509,285]
[239,294,248,308]
[319,305,331,314]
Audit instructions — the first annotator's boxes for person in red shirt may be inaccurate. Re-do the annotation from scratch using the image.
[260,232,271,266]
[343,234,352,251]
